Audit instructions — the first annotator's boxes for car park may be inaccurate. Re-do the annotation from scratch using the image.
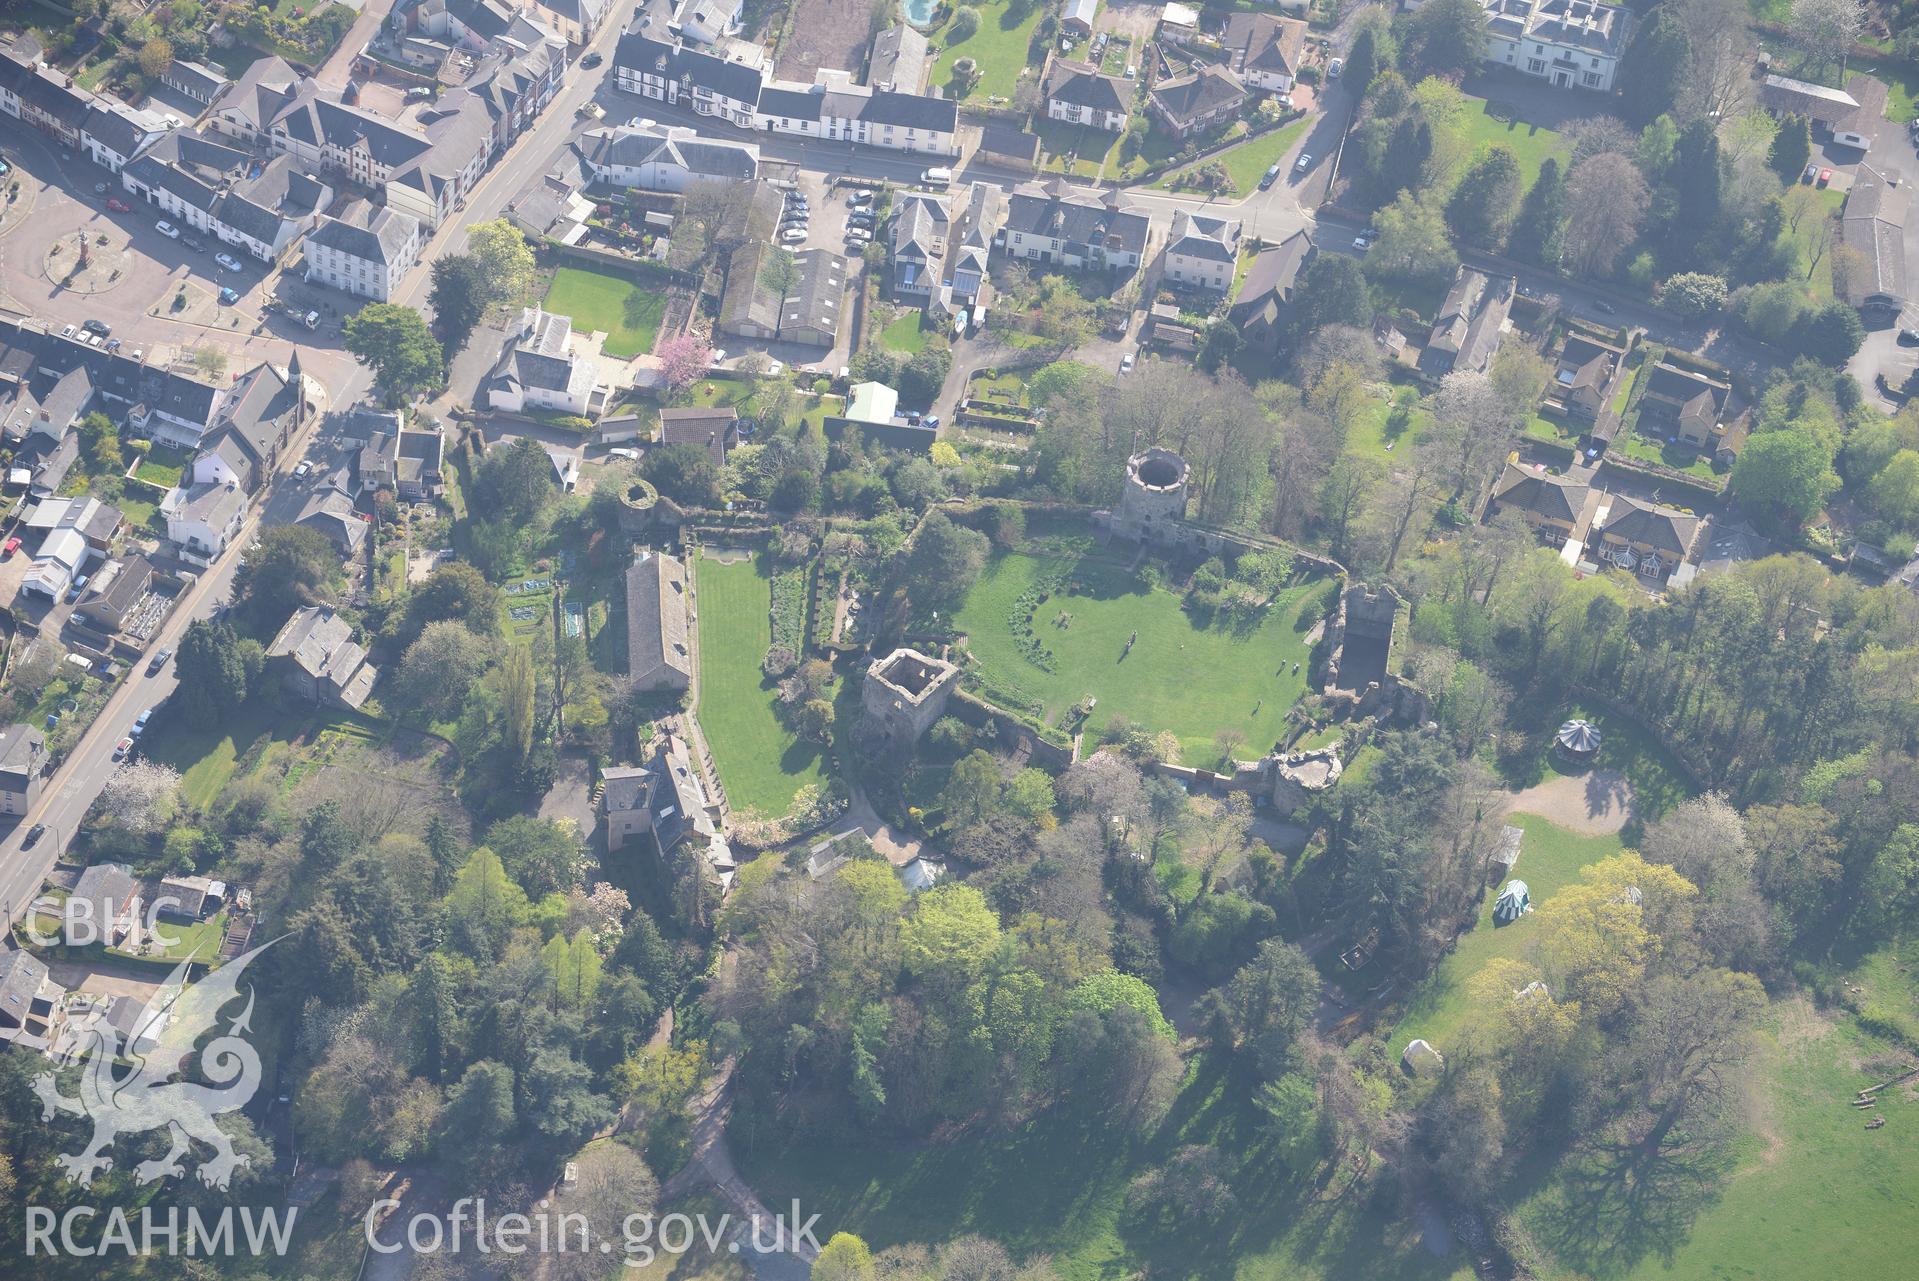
[82,319,109,335]
[780,227,808,243]
[846,212,875,228]
[156,219,180,238]
[106,197,130,212]
[215,252,245,272]
[848,190,874,207]
[105,337,121,352]
[59,324,76,339]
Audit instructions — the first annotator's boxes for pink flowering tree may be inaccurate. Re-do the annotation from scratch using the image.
[658,334,713,397]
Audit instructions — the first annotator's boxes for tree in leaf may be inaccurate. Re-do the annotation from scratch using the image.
[1343,13,1393,94]
[1770,113,1813,181]
[813,1234,877,1281]
[899,509,989,613]
[500,645,536,764]
[1445,144,1522,245]
[1614,3,1690,126]
[474,436,557,524]
[465,218,537,306]
[1402,0,1489,79]
[1731,427,1839,525]
[344,303,443,405]
[427,255,486,356]
[1562,153,1650,276]
[1290,254,1372,340]
[1508,157,1567,266]
[174,619,254,728]
[236,525,341,620]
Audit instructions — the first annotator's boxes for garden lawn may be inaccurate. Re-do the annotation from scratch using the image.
[1385,815,1623,1060]
[1448,98,1569,194]
[1785,184,1845,303]
[1346,387,1432,458]
[1615,424,1721,481]
[880,312,928,354]
[135,445,190,488]
[931,0,1043,103]
[734,1050,1463,1281]
[541,265,665,358]
[695,553,829,819]
[1037,119,1124,179]
[146,702,335,811]
[1209,118,1312,196]
[952,550,1336,758]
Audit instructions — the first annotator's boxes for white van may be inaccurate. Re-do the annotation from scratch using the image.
[921,167,954,187]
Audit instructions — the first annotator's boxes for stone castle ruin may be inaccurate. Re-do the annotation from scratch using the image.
[1094,447,1282,560]
[1320,583,1431,726]
[861,647,961,750]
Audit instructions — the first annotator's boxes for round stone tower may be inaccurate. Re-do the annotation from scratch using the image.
[1120,447,1190,530]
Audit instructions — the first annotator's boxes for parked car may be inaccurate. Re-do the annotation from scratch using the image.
[218,286,240,305]
[1294,153,1312,173]
[1260,163,1282,189]
[846,212,875,228]
[106,196,131,212]
[113,737,133,761]
[0,157,10,176]
[1353,230,1376,250]
[844,227,872,244]
[848,190,874,207]
[294,460,313,479]
[406,86,436,101]
[215,252,245,272]
[1328,57,1343,79]
[148,647,173,675]
[81,318,109,335]
[133,708,153,735]
[183,235,207,252]
[779,227,809,243]
[2,537,19,557]
[1899,328,1919,344]
[1818,167,1833,187]
[23,824,46,849]
[106,337,121,352]
[59,324,76,339]
[581,51,603,68]
[1120,351,1135,373]
[156,219,180,238]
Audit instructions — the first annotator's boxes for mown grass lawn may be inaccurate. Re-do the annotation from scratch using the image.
[880,311,928,354]
[1204,118,1312,195]
[1346,385,1433,458]
[541,265,665,358]
[1385,814,1624,1059]
[931,0,1044,102]
[952,550,1335,758]
[145,702,339,811]
[695,553,828,819]
[1037,118,1124,179]
[1450,97,1570,195]
[1785,184,1846,303]
[134,445,190,489]
[1495,701,1695,828]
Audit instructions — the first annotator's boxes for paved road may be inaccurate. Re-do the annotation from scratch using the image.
[0,12,639,935]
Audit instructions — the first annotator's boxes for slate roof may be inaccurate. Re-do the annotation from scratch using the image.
[1599,497,1700,558]
[1222,13,1308,80]
[1005,179,1151,255]
[0,317,223,434]
[1491,462,1587,525]
[1421,267,1514,376]
[268,606,377,707]
[659,406,737,467]
[307,199,419,266]
[1150,63,1245,129]
[1045,60,1131,115]
[0,949,51,1034]
[1841,164,1908,307]
[1229,228,1313,329]
[1167,210,1238,263]
[626,551,693,688]
[848,88,956,133]
[575,122,757,180]
[296,485,368,553]
[0,723,46,786]
[166,58,229,102]
[870,22,930,93]
[615,31,764,104]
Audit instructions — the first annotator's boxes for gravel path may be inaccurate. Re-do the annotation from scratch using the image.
[1506,768,1637,835]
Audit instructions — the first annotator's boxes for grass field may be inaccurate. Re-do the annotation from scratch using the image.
[1347,385,1433,458]
[931,0,1044,102]
[880,311,928,354]
[695,553,829,819]
[1512,985,1919,1281]
[541,265,665,359]
[1386,814,1624,1058]
[952,549,1336,758]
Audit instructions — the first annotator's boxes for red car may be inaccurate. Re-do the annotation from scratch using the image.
[2,537,18,557]
[106,197,131,212]
[1817,168,1833,188]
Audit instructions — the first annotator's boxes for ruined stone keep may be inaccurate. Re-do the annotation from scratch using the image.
[862,648,961,749]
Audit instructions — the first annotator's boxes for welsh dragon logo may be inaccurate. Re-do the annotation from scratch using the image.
[33,939,278,1190]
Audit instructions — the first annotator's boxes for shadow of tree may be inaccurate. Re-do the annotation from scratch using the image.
[1534,1134,1732,1276]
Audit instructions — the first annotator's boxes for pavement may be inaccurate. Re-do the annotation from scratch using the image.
[0,13,640,935]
